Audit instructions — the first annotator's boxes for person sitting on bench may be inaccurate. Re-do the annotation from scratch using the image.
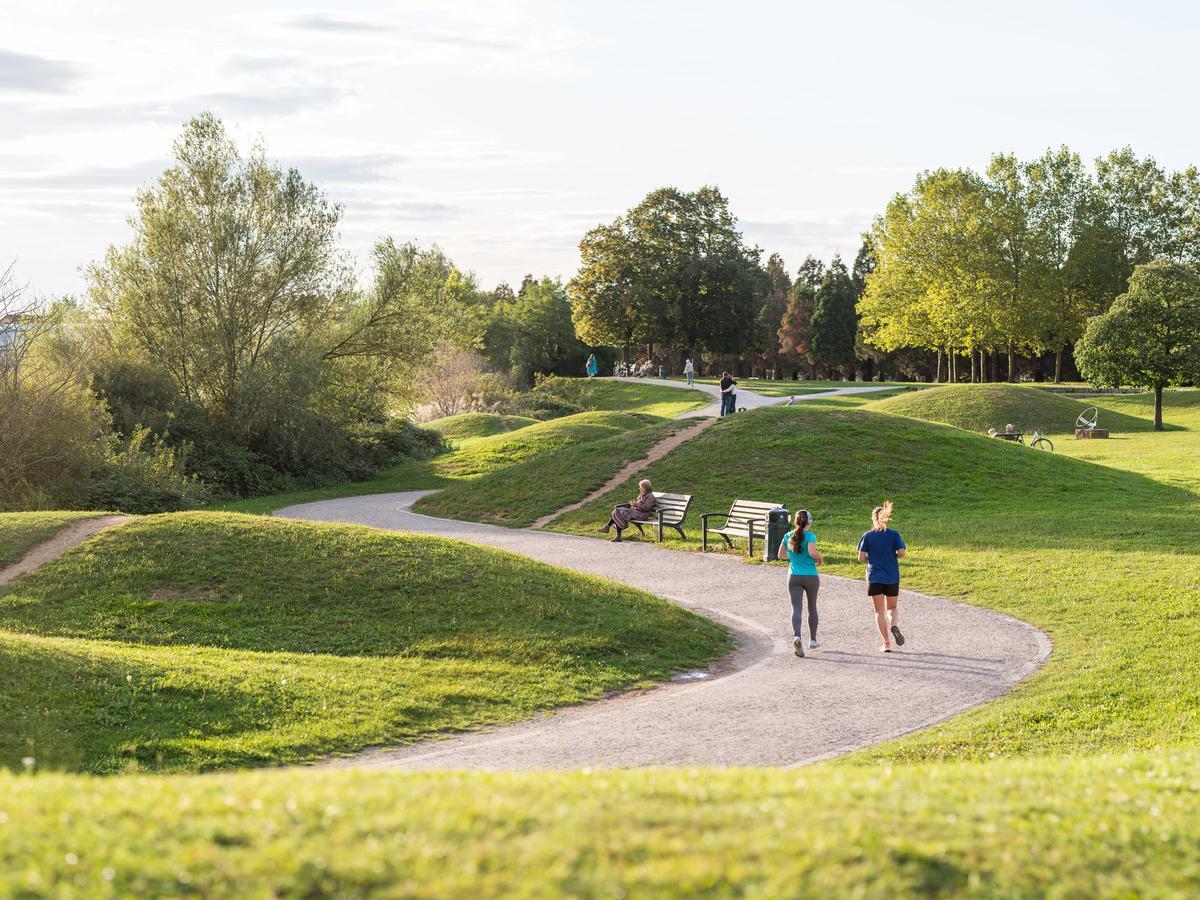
[599,479,657,543]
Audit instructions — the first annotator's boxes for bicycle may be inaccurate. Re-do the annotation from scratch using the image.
[1025,427,1054,451]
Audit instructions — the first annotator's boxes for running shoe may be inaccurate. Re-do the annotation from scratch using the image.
[809,640,821,650]
[880,644,892,653]
[793,637,805,657]
[890,625,906,646]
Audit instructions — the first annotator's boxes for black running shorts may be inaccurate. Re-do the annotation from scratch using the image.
[867,582,899,597]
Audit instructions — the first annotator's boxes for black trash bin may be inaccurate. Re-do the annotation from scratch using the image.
[658,365,667,379]
[764,507,790,562]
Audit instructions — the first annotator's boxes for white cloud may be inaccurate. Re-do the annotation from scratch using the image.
[0,48,81,94]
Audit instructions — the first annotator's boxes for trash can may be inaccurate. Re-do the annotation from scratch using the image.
[658,366,667,379]
[764,507,790,562]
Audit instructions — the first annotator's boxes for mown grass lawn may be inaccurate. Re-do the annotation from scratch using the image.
[0,512,728,773]
[6,748,1199,897]
[551,398,1200,761]
[0,512,102,567]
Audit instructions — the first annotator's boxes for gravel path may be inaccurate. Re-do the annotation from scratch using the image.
[603,376,899,418]
[278,493,1050,770]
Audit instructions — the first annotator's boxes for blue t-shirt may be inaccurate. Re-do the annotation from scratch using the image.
[857,528,905,584]
[783,529,818,576]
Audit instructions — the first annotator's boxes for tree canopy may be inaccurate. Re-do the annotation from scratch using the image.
[1075,260,1200,429]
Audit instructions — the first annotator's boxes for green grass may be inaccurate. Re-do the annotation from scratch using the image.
[552,401,1200,760]
[869,382,1153,434]
[0,512,101,567]
[416,420,687,526]
[0,512,728,774]
[5,748,1199,897]
[217,411,669,517]
[546,378,709,417]
[422,412,539,446]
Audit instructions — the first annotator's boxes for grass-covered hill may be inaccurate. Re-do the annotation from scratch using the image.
[0,512,728,774]
[422,412,539,445]
[869,383,1153,434]
[552,401,1200,759]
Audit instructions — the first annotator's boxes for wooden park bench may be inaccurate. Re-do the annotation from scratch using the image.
[701,499,781,556]
[630,492,693,542]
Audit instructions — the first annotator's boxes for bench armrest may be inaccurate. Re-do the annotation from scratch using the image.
[699,512,727,526]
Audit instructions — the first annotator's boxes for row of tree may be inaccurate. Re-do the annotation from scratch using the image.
[860,147,1200,382]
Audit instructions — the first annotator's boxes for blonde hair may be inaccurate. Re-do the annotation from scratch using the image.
[639,479,652,495]
[871,500,894,531]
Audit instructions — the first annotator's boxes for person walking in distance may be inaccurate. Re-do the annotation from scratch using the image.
[585,353,598,378]
[719,371,737,416]
[857,501,907,652]
[684,357,695,388]
[778,509,823,657]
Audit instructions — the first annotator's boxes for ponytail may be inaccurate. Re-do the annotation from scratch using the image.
[872,500,894,532]
[789,509,810,553]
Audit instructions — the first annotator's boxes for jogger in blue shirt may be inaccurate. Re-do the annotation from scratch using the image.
[857,500,907,652]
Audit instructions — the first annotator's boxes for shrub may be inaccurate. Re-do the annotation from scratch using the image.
[78,427,210,513]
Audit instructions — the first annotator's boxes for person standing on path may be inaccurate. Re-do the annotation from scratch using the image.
[778,509,823,657]
[684,357,695,387]
[857,501,907,652]
[719,372,737,416]
[585,353,598,378]
[599,479,657,543]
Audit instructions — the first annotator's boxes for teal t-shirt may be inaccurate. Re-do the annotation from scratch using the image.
[783,529,818,576]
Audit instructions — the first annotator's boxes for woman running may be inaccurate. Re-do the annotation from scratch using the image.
[599,479,657,543]
[857,500,907,652]
[778,509,823,657]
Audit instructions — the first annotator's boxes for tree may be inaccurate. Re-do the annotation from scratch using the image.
[1075,260,1200,429]
[503,276,589,385]
[570,186,765,362]
[89,112,352,425]
[777,256,823,377]
[809,256,859,378]
[756,253,790,378]
[1,266,105,504]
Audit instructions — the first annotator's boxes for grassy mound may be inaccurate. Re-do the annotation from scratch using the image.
[535,378,709,418]
[0,512,727,773]
[417,420,686,526]
[552,405,1200,759]
[0,512,101,567]
[423,412,539,444]
[869,383,1153,434]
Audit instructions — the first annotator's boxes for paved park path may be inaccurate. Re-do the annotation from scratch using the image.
[605,376,899,418]
[278,493,1050,770]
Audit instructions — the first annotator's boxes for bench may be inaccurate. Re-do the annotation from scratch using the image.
[996,432,1023,441]
[701,499,781,556]
[630,492,693,542]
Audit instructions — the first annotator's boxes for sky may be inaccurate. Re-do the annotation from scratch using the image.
[3,0,1200,298]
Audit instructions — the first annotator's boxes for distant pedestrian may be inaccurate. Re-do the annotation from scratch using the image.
[857,501,907,652]
[719,372,737,416]
[684,357,695,387]
[599,479,657,543]
[586,353,598,378]
[778,509,823,657]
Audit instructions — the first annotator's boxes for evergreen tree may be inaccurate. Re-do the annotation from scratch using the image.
[777,256,824,378]
[809,255,859,378]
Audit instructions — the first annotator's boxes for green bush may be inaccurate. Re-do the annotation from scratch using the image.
[78,427,209,513]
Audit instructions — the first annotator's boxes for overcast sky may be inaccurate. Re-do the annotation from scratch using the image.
[4,0,1200,297]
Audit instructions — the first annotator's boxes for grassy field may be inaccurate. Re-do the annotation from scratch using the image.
[0,512,101,567]
[548,378,709,417]
[0,513,728,773]
[551,398,1200,761]
[5,748,1198,897]
[869,382,1154,434]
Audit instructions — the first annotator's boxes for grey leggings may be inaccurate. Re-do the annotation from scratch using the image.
[788,574,819,641]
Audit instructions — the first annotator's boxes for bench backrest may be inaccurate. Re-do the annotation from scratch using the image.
[726,499,782,531]
[652,492,692,524]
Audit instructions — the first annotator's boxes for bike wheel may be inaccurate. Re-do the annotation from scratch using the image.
[1032,437,1054,452]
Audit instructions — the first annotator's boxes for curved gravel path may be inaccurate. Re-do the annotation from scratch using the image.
[278,492,1050,770]
[601,376,899,418]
